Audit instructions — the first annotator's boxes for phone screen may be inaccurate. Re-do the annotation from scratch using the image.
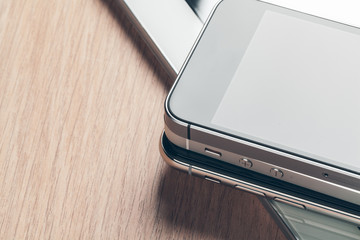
[211,10,360,172]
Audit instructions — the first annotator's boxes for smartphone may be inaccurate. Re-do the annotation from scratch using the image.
[164,0,360,205]
[118,0,360,238]
[160,131,360,239]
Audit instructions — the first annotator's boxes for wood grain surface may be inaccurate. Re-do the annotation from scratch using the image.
[0,0,286,239]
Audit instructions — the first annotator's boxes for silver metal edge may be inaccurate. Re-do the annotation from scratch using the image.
[159,131,360,225]
[164,110,188,139]
[189,137,360,205]
[190,165,360,224]
[189,125,360,191]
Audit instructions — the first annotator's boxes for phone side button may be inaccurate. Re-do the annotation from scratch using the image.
[204,176,221,184]
[270,168,284,178]
[274,198,306,209]
[204,148,222,157]
[235,185,266,197]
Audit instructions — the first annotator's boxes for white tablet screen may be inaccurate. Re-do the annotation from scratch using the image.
[212,10,360,172]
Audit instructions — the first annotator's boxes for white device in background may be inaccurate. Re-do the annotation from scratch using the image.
[119,0,206,79]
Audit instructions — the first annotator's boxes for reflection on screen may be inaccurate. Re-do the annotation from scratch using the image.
[271,200,360,240]
[212,10,360,172]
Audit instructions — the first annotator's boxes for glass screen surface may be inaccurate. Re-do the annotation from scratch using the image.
[212,10,360,172]
[271,200,360,240]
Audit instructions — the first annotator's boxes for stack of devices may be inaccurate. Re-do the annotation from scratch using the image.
[120,0,360,239]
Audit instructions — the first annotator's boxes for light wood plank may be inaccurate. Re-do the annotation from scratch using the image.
[0,0,286,239]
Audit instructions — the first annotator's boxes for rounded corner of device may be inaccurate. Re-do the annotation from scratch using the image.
[208,0,236,19]
[159,131,189,173]
[164,103,188,139]
[213,0,225,10]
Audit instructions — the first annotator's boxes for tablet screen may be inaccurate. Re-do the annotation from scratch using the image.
[212,10,360,172]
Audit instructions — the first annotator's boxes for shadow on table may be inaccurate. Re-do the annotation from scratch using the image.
[98,0,173,92]
[155,166,284,240]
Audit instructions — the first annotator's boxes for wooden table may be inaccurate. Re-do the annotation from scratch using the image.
[0,0,286,238]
